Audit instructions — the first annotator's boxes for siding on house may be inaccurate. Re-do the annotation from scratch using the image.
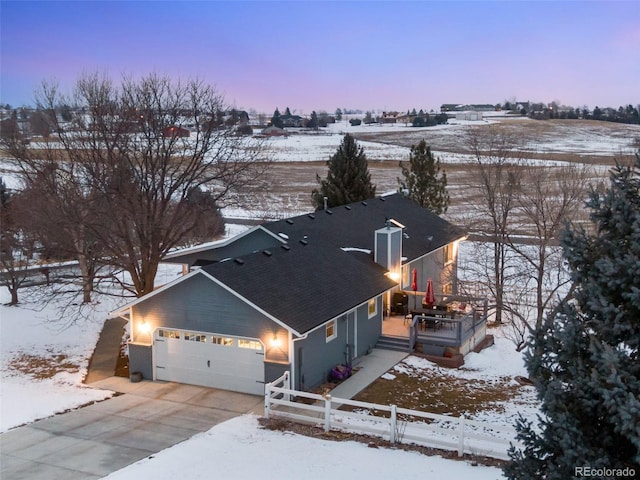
[292,295,383,390]
[129,344,152,379]
[294,317,348,390]
[164,228,283,269]
[402,245,458,298]
[356,298,382,356]
[130,273,290,367]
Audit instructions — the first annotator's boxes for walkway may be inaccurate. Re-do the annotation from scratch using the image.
[328,348,408,400]
[1,379,263,480]
[84,318,127,384]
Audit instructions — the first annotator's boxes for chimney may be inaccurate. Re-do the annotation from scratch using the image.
[374,222,402,282]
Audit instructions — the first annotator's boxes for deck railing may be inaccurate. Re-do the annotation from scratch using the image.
[409,299,488,349]
[264,371,517,461]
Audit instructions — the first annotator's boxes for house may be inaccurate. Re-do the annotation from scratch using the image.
[111,194,472,395]
[161,125,190,138]
[456,111,483,121]
[381,111,400,123]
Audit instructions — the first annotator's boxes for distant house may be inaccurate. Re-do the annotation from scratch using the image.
[440,104,463,112]
[381,111,400,123]
[441,104,496,113]
[281,115,305,128]
[111,194,486,395]
[161,126,190,138]
[456,111,483,121]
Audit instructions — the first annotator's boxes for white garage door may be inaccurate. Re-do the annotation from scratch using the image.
[153,328,265,395]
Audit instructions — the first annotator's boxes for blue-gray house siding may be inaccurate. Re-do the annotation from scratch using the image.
[292,296,383,390]
[163,227,283,269]
[129,272,290,383]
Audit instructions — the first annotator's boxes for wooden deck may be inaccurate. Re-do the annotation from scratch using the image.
[382,306,488,357]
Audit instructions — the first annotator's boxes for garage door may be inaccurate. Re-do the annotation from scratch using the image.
[153,328,265,395]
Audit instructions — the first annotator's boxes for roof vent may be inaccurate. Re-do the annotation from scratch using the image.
[325,209,333,215]
[361,201,368,206]
[379,196,386,202]
[308,214,315,220]
[281,245,291,251]
[286,219,294,225]
[345,205,352,210]
[300,239,308,246]
[234,258,245,265]
[262,250,272,257]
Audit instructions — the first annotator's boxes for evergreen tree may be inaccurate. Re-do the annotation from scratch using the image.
[335,108,342,121]
[397,140,449,214]
[284,107,291,116]
[311,134,376,210]
[271,108,283,128]
[307,111,318,130]
[504,156,640,479]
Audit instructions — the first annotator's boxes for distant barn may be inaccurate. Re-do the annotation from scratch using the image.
[162,126,190,138]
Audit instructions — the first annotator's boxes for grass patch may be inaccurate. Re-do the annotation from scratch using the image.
[350,364,521,417]
[9,350,80,379]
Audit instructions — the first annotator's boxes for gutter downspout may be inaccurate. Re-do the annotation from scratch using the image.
[290,332,309,391]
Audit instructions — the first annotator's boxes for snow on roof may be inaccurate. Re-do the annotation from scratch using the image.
[340,247,372,254]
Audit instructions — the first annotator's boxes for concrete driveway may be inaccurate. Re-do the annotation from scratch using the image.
[1,377,264,480]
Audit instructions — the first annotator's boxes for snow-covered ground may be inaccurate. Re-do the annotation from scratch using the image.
[101,414,505,480]
[0,288,117,432]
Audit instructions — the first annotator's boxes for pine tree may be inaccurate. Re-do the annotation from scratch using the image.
[397,140,449,214]
[271,108,283,128]
[504,156,640,479]
[311,134,376,210]
[307,111,318,130]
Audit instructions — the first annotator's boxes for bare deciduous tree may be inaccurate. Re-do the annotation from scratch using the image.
[464,127,524,324]
[508,165,591,333]
[0,180,38,304]
[3,73,271,299]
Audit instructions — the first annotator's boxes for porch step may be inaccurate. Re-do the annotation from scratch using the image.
[375,335,412,353]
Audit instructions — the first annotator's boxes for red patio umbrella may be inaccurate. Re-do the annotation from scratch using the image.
[425,278,435,307]
[411,268,418,309]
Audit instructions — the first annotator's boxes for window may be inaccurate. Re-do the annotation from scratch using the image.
[238,339,262,350]
[443,282,453,295]
[402,266,409,289]
[444,244,454,265]
[184,333,207,342]
[158,329,180,339]
[325,320,337,342]
[368,298,377,318]
[212,336,234,346]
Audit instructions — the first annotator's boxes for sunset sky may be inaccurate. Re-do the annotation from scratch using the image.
[1,1,638,113]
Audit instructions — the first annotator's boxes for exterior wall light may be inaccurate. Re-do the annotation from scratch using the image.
[270,335,281,348]
[139,321,151,334]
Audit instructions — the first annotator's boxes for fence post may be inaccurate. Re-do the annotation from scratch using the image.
[284,371,290,401]
[324,394,332,433]
[457,414,465,457]
[390,405,397,444]
[264,381,271,419]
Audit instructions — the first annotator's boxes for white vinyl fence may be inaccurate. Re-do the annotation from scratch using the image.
[264,371,518,461]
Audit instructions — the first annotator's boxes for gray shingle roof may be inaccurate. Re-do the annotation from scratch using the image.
[263,193,465,263]
[202,239,397,335]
